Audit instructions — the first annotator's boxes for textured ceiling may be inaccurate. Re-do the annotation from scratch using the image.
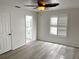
[0,0,79,11]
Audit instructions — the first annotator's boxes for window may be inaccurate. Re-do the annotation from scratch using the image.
[50,17,58,35]
[50,15,68,37]
[26,16,33,39]
[50,27,57,35]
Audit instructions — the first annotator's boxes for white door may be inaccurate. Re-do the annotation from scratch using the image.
[26,15,33,42]
[0,12,11,54]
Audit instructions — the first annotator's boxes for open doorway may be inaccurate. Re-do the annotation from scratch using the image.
[25,15,33,43]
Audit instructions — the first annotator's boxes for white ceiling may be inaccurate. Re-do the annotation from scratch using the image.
[0,0,79,12]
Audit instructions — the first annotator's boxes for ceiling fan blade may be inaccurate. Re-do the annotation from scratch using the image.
[45,3,59,7]
[24,5,38,7]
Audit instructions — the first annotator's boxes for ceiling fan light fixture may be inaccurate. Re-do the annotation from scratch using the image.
[24,0,60,11]
[37,6,45,11]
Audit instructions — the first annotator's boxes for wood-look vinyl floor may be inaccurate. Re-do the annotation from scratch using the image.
[0,41,79,59]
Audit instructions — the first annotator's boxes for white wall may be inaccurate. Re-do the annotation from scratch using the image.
[38,8,79,47]
[0,6,37,50]
[10,8,37,49]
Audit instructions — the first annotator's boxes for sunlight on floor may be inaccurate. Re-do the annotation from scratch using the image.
[60,55,64,59]
[26,40,31,43]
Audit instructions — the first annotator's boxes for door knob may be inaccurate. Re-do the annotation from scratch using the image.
[8,33,12,35]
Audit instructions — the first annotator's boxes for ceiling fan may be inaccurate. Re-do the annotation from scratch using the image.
[24,0,59,11]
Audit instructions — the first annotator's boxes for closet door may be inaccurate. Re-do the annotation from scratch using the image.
[0,12,11,54]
